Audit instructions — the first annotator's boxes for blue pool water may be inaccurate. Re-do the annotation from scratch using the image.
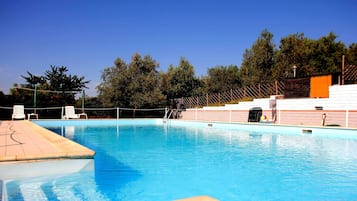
[5,120,357,200]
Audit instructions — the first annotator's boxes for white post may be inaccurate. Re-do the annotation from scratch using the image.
[117,107,120,120]
[61,106,64,119]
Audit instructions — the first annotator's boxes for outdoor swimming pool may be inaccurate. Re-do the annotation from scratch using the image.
[5,119,357,200]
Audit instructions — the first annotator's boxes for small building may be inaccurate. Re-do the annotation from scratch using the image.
[284,73,342,98]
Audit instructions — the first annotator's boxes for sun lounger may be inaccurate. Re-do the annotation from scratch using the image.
[63,106,80,119]
[63,106,87,119]
[12,105,26,120]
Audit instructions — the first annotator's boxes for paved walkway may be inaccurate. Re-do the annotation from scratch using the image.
[0,120,95,162]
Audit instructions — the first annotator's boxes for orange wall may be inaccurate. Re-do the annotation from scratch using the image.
[310,75,332,98]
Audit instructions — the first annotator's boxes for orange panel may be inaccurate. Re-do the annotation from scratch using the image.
[310,75,332,98]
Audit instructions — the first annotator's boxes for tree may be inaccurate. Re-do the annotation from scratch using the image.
[240,29,276,86]
[19,65,89,106]
[11,72,47,107]
[44,66,88,91]
[44,66,89,105]
[0,91,14,119]
[163,57,202,100]
[273,33,314,79]
[308,32,346,74]
[273,32,347,79]
[346,43,357,65]
[21,72,46,87]
[97,58,129,107]
[127,53,165,108]
[97,53,166,108]
[205,65,241,93]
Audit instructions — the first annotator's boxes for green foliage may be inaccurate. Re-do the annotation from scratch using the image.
[21,72,46,87]
[161,57,203,100]
[273,33,313,79]
[308,32,346,74]
[205,65,241,93]
[12,65,89,107]
[5,30,356,110]
[240,29,276,86]
[127,54,166,108]
[274,32,347,79]
[96,30,355,108]
[346,43,357,65]
[76,96,102,108]
[97,58,129,107]
[44,66,88,91]
[97,53,166,108]
[43,66,89,105]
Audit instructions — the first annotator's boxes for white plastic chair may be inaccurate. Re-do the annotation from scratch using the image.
[12,105,26,120]
[63,106,80,119]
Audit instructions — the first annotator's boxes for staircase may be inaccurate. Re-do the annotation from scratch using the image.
[180,84,357,127]
[4,176,110,201]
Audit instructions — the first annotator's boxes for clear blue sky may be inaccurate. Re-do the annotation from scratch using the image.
[0,0,356,96]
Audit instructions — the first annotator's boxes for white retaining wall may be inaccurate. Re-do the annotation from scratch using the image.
[181,84,357,128]
[197,84,357,111]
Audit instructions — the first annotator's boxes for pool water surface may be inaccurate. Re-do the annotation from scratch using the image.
[5,120,357,200]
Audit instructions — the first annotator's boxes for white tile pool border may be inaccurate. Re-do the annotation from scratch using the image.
[34,118,357,139]
[168,120,357,139]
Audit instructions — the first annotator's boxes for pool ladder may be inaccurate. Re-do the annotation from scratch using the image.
[163,108,173,123]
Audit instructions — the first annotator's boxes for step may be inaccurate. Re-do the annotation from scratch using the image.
[20,182,48,201]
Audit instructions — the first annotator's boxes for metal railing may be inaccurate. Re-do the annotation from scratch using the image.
[175,81,285,108]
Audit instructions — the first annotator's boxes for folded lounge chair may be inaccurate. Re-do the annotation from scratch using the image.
[12,105,26,120]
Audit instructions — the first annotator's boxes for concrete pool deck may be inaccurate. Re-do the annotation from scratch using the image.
[0,120,95,162]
